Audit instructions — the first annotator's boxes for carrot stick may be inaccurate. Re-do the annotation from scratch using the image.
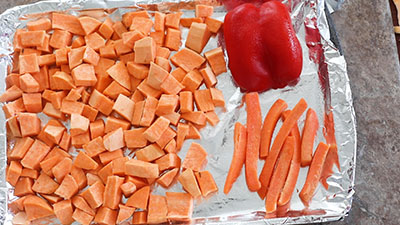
[223,122,247,194]
[244,92,262,191]
[299,142,330,206]
[258,98,307,199]
[260,99,287,158]
[265,136,294,213]
[277,110,301,206]
[300,108,319,167]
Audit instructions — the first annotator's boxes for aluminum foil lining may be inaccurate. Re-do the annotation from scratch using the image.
[0,0,356,224]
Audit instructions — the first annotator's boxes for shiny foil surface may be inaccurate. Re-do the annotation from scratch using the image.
[0,0,356,224]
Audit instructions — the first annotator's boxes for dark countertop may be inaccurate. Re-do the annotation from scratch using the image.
[1,0,399,224]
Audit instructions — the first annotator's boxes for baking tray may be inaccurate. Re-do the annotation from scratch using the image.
[0,0,356,224]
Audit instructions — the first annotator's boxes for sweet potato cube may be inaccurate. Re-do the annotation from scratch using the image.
[171,48,205,72]
[137,78,162,98]
[155,153,181,172]
[71,131,90,148]
[186,22,211,53]
[125,176,147,189]
[98,162,113,184]
[205,17,223,33]
[83,46,100,65]
[71,35,86,48]
[89,89,114,115]
[60,100,84,115]
[85,32,106,50]
[156,94,179,116]
[199,66,217,88]
[53,71,76,90]
[107,61,131,90]
[20,30,46,48]
[81,181,105,209]
[130,17,153,35]
[49,30,72,49]
[187,123,202,139]
[82,136,106,158]
[111,156,129,176]
[99,44,116,58]
[147,195,168,224]
[181,111,207,126]
[57,131,70,151]
[160,75,184,95]
[90,120,105,139]
[176,123,189,151]
[74,151,99,170]
[147,62,169,90]
[116,204,135,224]
[27,18,52,31]
[194,89,215,112]
[139,96,158,127]
[127,62,149,79]
[53,199,74,225]
[164,28,181,51]
[114,39,132,56]
[136,144,165,162]
[103,176,124,209]
[22,93,42,113]
[6,161,22,187]
[196,4,214,18]
[7,116,21,137]
[19,73,39,92]
[165,12,183,29]
[122,30,145,48]
[210,87,225,107]
[23,195,54,221]
[181,69,203,92]
[17,112,40,137]
[166,192,193,221]
[134,37,156,64]
[44,125,65,144]
[180,17,203,27]
[14,177,34,196]
[54,174,78,199]
[156,46,171,59]
[205,111,220,126]
[120,182,137,197]
[122,11,150,27]
[155,56,171,72]
[70,113,90,136]
[112,21,128,38]
[73,208,94,225]
[157,168,179,188]
[32,172,59,195]
[52,157,72,183]
[71,63,97,86]
[204,47,227,75]
[79,16,102,35]
[179,91,193,113]
[94,207,118,225]
[103,81,130,100]
[126,185,150,209]
[99,17,114,39]
[20,168,38,179]
[82,104,98,122]
[143,116,170,143]
[103,127,125,151]
[125,159,159,178]
[169,68,185,83]
[104,116,131,133]
[0,85,22,102]
[132,211,147,224]
[195,170,218,197]
[72,195,95,216]
[71,166,87,190]
[3,98,26,119]
[178,168,201,198]
[124,128,148,149]
[68,46,85,69]
[112,94,135,121]
[52,12,85,35]
[182,142,208,171]
[154,12,166,32]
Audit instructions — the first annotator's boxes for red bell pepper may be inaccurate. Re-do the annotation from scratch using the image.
[224,0,303,92]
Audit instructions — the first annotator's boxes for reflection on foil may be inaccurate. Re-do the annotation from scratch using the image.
[0,0,355,224]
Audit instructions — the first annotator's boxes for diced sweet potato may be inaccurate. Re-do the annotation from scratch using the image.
[165,28,181,51]
[205,17,223,33]
[114,39,132,56]
[19,73,39,92]
[194,89,215,112]
[85,32,106,50]
[143,116,170,143]
[52,157,72,183]
[186,22,211,53]
[14,177,34,196]
[79,16,102,35]
[131,100,144,126]
[196,5,213,18]
[126,185,150,209]
[71,166,87,190]
[125,159,159,178]
[53,199,74,225]
[176,123,189,151]
[124,128,148,149]
[117,204,135,224]
[111,156,129,176]
[157,167,179,188]
[23,195,54,221]
[88,89,114,116]
[139,96,158,127]
[81,180,105,209]
[134,37,156,64]
[156,127,176,149]
[94,206,118,225]
[180,91,193,113]
[68,47,85,69]
[103,81,130,100]
[99,17,114,39]
[90,119,105,139]
[120,182,137,197]
[127,62,149,79]
[178,168,201,198]
[122,30,145,49]
[137,78,162,99]
[83,136,106,157]
[195,170,218,197]
[170,48,205,72]
[122,11,150,27]
[52,13,85,35]
[103,175,124,209]
[156,46,171,59]
[21,139,50,170]
[49,30,72,49]
[154,12,166,32]
[70,113,90,136]
[27,18,52,31]
[181,69,203,92]
[136,144,165,162]
[73,208,94,225]
[6,161,23,187]
[74,151,99,170]
[210,87,225,107]
[147,195,168,224]
[20,168,38,179]
[182,142,208,171]
[20,30,46,48]
[112,21,128,38]
[180,17,203,28]
[204,47,227,75]
[160,75,184,95]
[199,66,217,88]
[100,44,117,58]
[165,12,183,29]
[0,85,22,102]
[163,112,180,126]
[132,211,147,225]
[187,123,201,139]
[38,54,56,66]
[7,116,22,137]
[71,36,86,48]
[82,104,98,122]
[181,111,206,125]
[72,195,96,216]
[107,61,131,90]
[83,46,100,65]
[130,16,153,35]
[54,174,78,199]
[155,153,181,172]
[155,56,171,72]
[98,162,113,184]
[21,93,42,113]
[147,62,169,90]
[166,192,193,221]
[71,63,97,86]
[205,111,220,126]
[103,127,125,151]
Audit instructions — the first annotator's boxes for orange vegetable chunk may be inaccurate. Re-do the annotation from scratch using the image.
[117,204,135,224]
[171,48,205,72]
[83,46,100,65]
[199,66,217,88]
[19,73,40,92]
[27,18,52,31]
[104,175,124,209]
[181,111,206,125]
[79,16,101,35]
[49,30,72,49]
[90,119,105,139]
[71,63,97,86]
[81,180,105,209]
[204,47,227,75]
[85,32,106,50]
[180,17,203,28]
[157,168,179,188]
[54,174,79,199]
[134,37,156,64]
[52,13,85,35]
[0,85,23,102]
[181,69,203,92]
[21,139,50,170]
[126,186,150,209]
[195,4,214,18]
[210,87,225,107]
[136,144,165,162]
[205,17,223,33]
[147,62,169,90]
[89,89,114,116]
[147,195,168,224]
[165,28,181,51]
[72,208,94,225]
[53,199,74,225]
[107,61,131,90]
[14,177,34,196]
[166,192,193,221]
[99,17,114,39]
[186,22,211,53]
[120,182,137,197]
[194,89,215,112]
[6,161,23,187]
[70,113,90,136]
[143,116,170,142]
[176,123,189,151]
[165,12,183,29]
[195,170,218,197]
[23,195,54,221]
[52,157,72,183]
[132,211,147,224]
[178,168,201,198]
[130,16,153,35]
[74,151,99,170]
[103,127,125,151]
[20,30,46,48]
[125,159,159,178]
[127,62,149,79]
[124,128,148,149]
[94,206,118,225]
[139,96,158,126]
[160,75,184,95]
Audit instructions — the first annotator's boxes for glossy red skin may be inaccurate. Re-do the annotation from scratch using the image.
[224,1,303,92]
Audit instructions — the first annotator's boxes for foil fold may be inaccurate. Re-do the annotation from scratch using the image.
[0,0,356,224]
